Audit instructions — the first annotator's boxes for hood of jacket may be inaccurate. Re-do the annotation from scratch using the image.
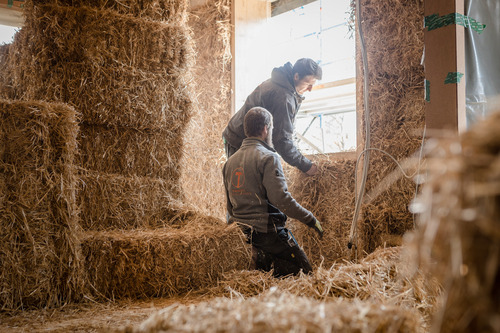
[270,62,296,93]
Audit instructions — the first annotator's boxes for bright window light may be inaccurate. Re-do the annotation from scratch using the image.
[0,25,18,44]
[266,0,356,154]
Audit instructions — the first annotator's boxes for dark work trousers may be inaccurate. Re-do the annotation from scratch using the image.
[243,226,312,277]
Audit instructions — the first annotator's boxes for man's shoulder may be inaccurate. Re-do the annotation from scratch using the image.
[259,78,293,97]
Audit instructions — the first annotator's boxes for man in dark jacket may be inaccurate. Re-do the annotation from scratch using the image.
[223,58,322,176]
[223,107,324,277]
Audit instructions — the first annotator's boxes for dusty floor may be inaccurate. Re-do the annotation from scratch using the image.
[0,295,206,332]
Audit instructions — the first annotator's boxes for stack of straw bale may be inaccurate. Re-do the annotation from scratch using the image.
[0,100,84,309]
[6,1,195,217]
[355,0,425,253]
[180,0,232,218]
[404,110,500,332]
[288,157,358,267]
[126,288,423,333]
[0,0,250,302]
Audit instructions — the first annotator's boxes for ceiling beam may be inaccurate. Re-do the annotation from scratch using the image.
[0,0,24,27]
[271,0,317,17]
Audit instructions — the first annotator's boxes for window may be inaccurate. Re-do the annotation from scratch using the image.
[0,24,18,44]
[266,0,356,154]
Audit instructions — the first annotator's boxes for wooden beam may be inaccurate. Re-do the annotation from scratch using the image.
[271,0,316,17]
[0,0,24,12]
[424,0,466,132]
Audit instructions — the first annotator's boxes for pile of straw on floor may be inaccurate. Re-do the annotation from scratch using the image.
[405,109,500,332]
[0,100,84,309]
[200,247,440,326]
[126,288,423,333]
[125,246,441,332]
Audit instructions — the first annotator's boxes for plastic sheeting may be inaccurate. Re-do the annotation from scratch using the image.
[465,0,500,127]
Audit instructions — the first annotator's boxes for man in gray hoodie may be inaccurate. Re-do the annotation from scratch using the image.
[223,107,324,277]
[223,58,322,176]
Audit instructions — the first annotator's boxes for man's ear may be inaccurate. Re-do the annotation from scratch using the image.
[294,73,300,82]
[262,125,269,137]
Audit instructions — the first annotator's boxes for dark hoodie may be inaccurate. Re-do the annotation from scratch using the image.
[222,62,313,173]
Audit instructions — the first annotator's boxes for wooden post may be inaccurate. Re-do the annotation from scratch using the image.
[424,0,466,132]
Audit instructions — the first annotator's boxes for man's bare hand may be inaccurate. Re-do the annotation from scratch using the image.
[305,163,318,176]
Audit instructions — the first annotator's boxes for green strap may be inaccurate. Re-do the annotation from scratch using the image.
[8,0,14,7]
[444,72,464,84]
[425,13,486,34]
[425,80,430,102]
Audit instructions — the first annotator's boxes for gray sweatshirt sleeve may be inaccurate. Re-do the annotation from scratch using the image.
[262,154,315,226]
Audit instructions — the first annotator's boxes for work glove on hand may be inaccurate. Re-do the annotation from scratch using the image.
[310,218,324,239]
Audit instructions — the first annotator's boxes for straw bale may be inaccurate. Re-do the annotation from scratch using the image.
[13,60,192,130]
[127,289,423,333]
[0,43,9,90]
[78,124,184,179]
[0,29,28,101]
[287,157,358,267]
[23,4,191,73]
[6,6,194,130]
[355,0,425,253]
[82,222,251,299]
[404,110,500,332]
[78,171,187,230]
[0,100,84,309]
[29,0,189,23]
[180,0,232,218]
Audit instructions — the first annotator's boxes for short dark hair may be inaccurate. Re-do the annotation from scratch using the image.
[244,107,273,138]
[293,58,322,80]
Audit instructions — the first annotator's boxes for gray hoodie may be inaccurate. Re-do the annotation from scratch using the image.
[222,62,313,173]
[223,137,316,233]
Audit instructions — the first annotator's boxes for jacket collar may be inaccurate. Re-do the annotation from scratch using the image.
[241,137,276,153]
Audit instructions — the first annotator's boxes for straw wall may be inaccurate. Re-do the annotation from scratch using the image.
[0,100,84,309]
[82,223,251,299]
[288,157,358,267]
[181,0,232,218]
[405,110,500,333]
[356,0,425,253]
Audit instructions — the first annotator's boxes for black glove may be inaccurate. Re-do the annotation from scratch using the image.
[309,219,324,239]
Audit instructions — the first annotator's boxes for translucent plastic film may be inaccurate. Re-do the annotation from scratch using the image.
[465,0,500,127]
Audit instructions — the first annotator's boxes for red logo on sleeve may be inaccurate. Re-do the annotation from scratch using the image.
[231,167,245,188]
